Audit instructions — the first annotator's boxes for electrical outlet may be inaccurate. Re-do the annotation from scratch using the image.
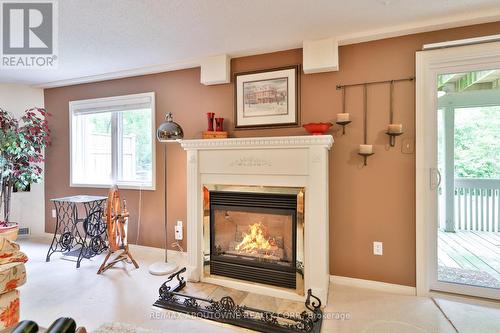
[175,220,183,240]
[373,241,383,255]
[51,209,56,218]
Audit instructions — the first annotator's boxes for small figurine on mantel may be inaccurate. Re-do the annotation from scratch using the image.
[203,112,228,139]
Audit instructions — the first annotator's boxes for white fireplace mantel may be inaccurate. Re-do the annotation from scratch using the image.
[181,135,333,303]
[181,135,334,150]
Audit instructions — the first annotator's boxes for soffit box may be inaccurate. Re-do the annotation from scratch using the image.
[200,54,231,85]
[303,38,339,74]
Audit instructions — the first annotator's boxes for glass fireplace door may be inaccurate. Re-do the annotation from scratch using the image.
[212,207,296,269]
[207,189,300,289]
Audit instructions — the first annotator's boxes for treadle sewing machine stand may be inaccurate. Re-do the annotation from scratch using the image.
[47,195,108,268]
[153,267,323,333]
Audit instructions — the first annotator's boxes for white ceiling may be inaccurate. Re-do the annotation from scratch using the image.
[2,0,500,87]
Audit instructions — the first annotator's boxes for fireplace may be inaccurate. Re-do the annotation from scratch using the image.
[182,135,332,303]
[204,185,304,292]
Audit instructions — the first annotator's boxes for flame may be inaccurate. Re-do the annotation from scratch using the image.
[236,223,272,254]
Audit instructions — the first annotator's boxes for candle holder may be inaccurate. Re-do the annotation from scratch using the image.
[215,117,224,132]
[336,120,352,135]
[206,112,215,132]
[335,88,352,135]
[358,152,374,166]
[385,131,404,147]
[385,82,404,148]
[336,77,414,149]
[358,85,374,166]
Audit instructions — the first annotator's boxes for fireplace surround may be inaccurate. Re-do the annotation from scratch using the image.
[181,135,333,303]
[204,185,304,292]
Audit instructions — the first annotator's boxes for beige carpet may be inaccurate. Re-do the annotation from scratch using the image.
[432,296,500,333]
[19,237,459,333]
[92,323,162,333]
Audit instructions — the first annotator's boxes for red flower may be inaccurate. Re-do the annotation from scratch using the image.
[0,298,19,327]
[5,279,17,290]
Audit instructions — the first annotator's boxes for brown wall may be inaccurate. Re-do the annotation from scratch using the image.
[44,22,500,286]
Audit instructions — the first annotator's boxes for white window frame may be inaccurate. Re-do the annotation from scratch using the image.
[69,92,156,190]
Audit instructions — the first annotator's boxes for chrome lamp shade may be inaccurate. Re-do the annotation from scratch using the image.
[157,112,184,142]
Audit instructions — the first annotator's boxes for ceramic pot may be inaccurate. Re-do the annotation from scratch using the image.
[0,222,19,241]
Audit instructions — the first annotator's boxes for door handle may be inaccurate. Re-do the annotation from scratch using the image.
[430,168,441,190]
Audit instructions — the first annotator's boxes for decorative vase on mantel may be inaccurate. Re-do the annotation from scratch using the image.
[206,112,215,131]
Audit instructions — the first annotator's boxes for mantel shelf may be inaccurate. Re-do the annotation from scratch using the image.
[181,135,334,150]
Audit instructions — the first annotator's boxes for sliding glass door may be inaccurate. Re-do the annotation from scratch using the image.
[434,72,500,298]
[416,41,500,300]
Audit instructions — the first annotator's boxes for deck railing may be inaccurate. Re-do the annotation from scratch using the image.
[453,178,500,232]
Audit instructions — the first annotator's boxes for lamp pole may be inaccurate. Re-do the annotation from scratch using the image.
[162,143,173,264]
[149,113,183,276]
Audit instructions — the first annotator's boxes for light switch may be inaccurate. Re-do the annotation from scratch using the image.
[401,138,414,154]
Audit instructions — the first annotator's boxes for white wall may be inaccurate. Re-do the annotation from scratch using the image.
[0,84,45,235]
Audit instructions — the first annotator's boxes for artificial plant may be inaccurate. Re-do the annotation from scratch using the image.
[0,107,50,225]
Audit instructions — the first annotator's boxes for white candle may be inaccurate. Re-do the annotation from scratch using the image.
[336,113,350,122]
[359,144,373,154]
[388,123,403,133]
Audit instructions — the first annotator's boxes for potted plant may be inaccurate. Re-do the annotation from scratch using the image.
[0,107,50,241]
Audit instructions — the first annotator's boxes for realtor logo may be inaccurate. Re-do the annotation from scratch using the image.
[1,0,58,68]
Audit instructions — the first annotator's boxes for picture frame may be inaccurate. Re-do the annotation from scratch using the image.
[234,65,300,129]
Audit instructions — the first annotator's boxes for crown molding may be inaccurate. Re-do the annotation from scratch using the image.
[423,34,500,50]
[180,135,334,150]
[336,7,500,46]
[35,58,201,89]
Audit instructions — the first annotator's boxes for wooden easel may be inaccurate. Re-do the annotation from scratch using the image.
[97,186,139,274]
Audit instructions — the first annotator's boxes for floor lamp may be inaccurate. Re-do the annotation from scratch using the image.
[149,112,184,276]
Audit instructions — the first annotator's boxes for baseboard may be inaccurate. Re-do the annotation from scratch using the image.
[38,232,55,239]
[40,232,187,258]
[130,242,187,257]
[330,275,416,296]
[167,249,187,258]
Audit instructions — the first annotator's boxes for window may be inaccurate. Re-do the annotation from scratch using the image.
[70,92,155,190]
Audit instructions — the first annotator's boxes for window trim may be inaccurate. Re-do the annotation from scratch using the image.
[69,92,156,191]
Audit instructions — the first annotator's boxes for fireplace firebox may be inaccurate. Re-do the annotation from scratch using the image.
[204,186,304,291]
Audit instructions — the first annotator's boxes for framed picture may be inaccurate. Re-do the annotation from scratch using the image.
[234,65,299,129]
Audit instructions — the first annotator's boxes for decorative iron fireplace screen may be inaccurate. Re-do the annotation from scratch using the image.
[153,267,323,333]
[205,186,304,291]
